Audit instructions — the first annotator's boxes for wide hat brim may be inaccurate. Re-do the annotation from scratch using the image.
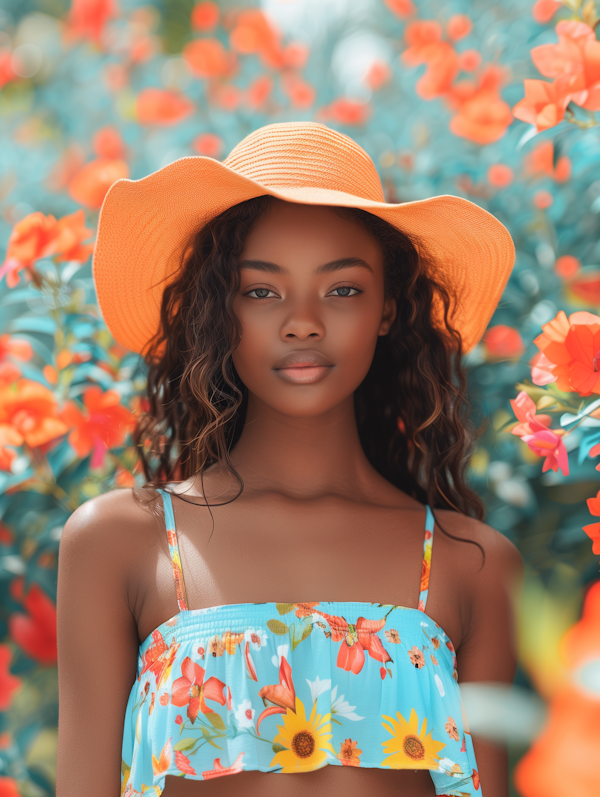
[92,154,515,356]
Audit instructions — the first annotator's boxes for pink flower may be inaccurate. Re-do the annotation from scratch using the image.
[510,391,552,436]
[530,351,558,386]
[175,714,183,725]
[521,416,569,476]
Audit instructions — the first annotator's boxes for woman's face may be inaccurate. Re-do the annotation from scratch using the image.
[231,201,396,418]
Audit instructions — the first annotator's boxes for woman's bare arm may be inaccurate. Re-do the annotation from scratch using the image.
[56,490,143,796]
[455,520,524,797]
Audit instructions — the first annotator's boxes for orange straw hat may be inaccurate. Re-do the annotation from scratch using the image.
[92,121,515,356]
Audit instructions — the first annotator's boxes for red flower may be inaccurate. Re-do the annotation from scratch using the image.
[512,77,572,132]
[183,38,234,79]
[0,379,68,449]
[9,584,57,665]
[532,0,561,24]
[317,611,392,674]
[67,0,119,44]
[136,88,194,126]
[384,0,415,17]
[256,656,295,735]
[483,325,525,359]
[0,645,21,710]
[60,387,134,468]
[68,159,129,209]
[0,777,20,797]
[170,656,227,723]
[191,1,219,31]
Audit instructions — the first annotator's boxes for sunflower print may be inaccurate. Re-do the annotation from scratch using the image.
[270,696,337,772]
[381,708,446,769]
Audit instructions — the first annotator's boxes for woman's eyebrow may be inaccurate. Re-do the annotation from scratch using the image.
[238,257,373,274]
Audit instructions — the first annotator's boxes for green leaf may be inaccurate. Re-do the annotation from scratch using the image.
[300,622,313,642]
[276,602,295,615]
[386,668,393,679]
[206,712,226,731]
[331,717,343,725]
[267,619,289,635]
[207,738,223,749]
[173,738,196,751]
[201,727,211,737]
[272,743,286,754]
[10,316,57,335]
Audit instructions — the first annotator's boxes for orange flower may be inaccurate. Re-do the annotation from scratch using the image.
[512,77,572,132]
[152,738,172,776]
[0,379,68,448]
[384,0,416,18]
[447,14,472,42]
[0,777,20,797]
[561,580,600,667]
[182,38,234,79]
[60,386,134,468]
[246,75,273,111]
[192,133,223,158]
[514,582,600,796]
[510,391,551,437]
[338,737,362,766]
[525,141,572,182]
[483,325,525,359]
[191,1,219,31]
[0,425,23,472]
[280,73,315,108]
[8,584,57,665]
[449,66,512,144]
[93,125,126,160]
[0,645,21,704]
[487,164,514,188]
[0,48,17,89]
[584,491,600,553]
[136,88,194,126]
[202,752,245,780]
[532,21,600,111]
[68,159,129,209]
[403,20,443,66]
[532,0,561,24]
[171,656,227,723]
[566,270,600,307]
[0,335,32,385]
[256,655,296,735]
[67,0,119,44]
[229,10,284,69]
[316,611,392,674]
[533,310,600,395]
[555,255,581,279]
[322,98,371,126]
[365,60,392,91]
[54,209,95,262]
[0,212,58,287]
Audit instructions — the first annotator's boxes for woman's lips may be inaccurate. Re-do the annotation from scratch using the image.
[274,365,334,384]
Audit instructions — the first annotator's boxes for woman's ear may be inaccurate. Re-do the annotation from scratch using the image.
[378,297,397,336]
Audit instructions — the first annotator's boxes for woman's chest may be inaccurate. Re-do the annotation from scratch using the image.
[133,496,469,655]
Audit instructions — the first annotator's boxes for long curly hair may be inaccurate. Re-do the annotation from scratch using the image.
[133,195,486,554]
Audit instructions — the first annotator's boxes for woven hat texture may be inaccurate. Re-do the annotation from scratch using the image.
[92,121,515,356]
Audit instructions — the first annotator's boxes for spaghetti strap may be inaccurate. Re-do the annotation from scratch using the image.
[157,488,189,612]
[418,504,435,612]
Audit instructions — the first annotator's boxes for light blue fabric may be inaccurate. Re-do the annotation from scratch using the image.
[120,490,481,796]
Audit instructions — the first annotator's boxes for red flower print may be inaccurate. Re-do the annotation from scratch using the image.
[317,612,393,675]
[408,645,425,669]
[170,656,227,723]
[256,656,295,735]
[202,752,245,780]
[140,631,181,689]
[175,749,197,775]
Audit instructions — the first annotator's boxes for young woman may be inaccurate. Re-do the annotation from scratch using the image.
[56,122,522,797]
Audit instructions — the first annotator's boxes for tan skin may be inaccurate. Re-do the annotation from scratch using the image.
[56,202,523,796]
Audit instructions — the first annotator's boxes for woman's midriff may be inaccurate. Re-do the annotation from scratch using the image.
[162,766,437,796]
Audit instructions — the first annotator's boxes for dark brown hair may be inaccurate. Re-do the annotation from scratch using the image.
[133,195,486,555]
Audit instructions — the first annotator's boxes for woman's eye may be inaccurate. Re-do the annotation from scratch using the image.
[330,286,361,297]
[246,287,275,299]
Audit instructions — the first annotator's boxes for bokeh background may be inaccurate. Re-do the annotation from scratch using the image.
[1,0,600,794]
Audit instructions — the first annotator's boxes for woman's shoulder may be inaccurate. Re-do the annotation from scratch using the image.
[61,487,163,552]
[434,507,523,583]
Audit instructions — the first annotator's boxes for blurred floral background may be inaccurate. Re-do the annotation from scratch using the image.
[1,0,600,794]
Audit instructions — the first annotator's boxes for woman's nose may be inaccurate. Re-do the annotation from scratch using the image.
[279,300,326,341]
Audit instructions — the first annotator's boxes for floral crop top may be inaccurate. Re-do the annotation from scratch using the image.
[120,489,481,796]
